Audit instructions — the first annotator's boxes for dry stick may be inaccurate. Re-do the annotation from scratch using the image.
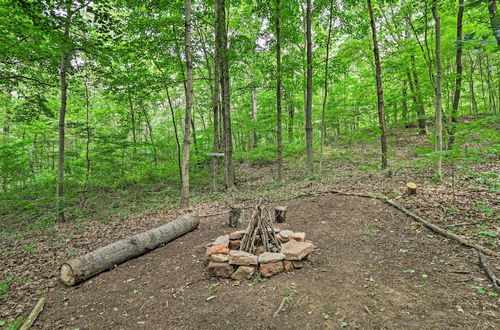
[477,251,500,291]
[20,297,46,330]
[273,297,286,318]
[385,199,498,257]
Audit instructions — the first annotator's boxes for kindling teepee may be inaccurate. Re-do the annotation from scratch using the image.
[240,202,281,253]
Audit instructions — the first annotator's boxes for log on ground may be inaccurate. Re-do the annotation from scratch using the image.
[60,215,199,286]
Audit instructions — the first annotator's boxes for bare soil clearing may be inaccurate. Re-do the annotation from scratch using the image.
[35,195,499,329]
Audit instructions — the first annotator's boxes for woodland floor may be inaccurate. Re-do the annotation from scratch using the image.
[1,126,499,328]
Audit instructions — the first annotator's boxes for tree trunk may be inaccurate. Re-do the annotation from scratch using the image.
[448,0,464,149]
[488,0,500,46]
[216,0,234,189]
[276,0,283,182]
[60,215,199,286]
[410,57,427,135]
[127,90,137,157]
[180,0,194,208]
[57,19,70,222]
[305,0,314,173]
[432,0,443,178]
[166,87,182,180]
[251,88,258,148]
[402,79,409,124]
[83,73,91,191]
[288,100,294,142]
[320,0,334,174]
[367,0,388,169]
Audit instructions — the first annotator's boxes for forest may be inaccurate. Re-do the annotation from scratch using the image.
[1,0,499,328]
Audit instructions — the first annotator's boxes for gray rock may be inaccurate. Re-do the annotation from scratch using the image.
[228,250,258,265]
[280,230,293,239]
[213,235,230,247]
[258,252,286,264]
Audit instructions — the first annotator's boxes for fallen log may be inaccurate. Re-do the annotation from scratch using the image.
[60,215,199,286]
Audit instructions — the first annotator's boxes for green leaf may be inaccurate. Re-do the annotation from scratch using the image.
[403,269,415,273]
[421,274,428,278]
[487,291,499,297]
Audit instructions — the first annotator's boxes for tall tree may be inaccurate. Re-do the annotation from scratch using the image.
[319,0,334,173]
[448,0,464,149]
[432,0,443,178]
[56,3,72,222]
[180,0,194,207]
[305,0,314,173]
[367,0,388,169]
[216,0,234,189]
[276,0,283,182]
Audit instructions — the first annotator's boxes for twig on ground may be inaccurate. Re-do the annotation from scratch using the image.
[273,297,286,318]
[477,251,500,292]
[20,297,46,330]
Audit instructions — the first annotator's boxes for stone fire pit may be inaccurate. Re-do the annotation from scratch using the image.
[206,205,315,280]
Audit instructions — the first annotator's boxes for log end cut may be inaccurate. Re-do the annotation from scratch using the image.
[60,263,76,286]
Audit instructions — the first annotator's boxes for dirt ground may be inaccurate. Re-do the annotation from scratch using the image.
[34,195,499,329]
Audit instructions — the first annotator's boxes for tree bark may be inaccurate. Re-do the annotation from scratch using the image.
[432,0,443,178]
[305,0,314,173]
[448,0,464,149]
[320,0,334,174]
[60,215,199,286]
[367,0,388,169]
[251,88,258,148]
[57,16,70,222]
[276,0,283,182]
[216,0,234,189]
[488,0,500,46]
[166,87,182,180]
[180,0,194,208]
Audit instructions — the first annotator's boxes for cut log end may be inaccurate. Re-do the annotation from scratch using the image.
[275,206,287,223]
[406,183,417,195]
[60,263,76,286]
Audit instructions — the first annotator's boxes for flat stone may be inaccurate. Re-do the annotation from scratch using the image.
[208,262,234,278]
[211,254,229,262]
[258,252,286,264]
[281,240,314,261]
[229,239,241,250]
[283,261,294,272]
[213,235,230,246]
[292,260,304,269]
[289,232,305,242]
[231,266,256,280]
[229,230,246,240]
[280,230,293,239]
[228,250,258,265]
[259,262,284,277]
[210,244,230,255]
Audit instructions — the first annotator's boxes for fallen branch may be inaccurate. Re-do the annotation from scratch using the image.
[273,297,286,318]
[477,251,500,292]
[385,199,498,257]
[20,297,46,330]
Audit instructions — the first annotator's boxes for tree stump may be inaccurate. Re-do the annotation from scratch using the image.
[274,206,287,223]
[406,182,417,195]
[229,204,244,228]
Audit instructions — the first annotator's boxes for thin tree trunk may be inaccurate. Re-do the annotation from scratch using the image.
[57,17,70,222]
[402,79,409,124]
[83,73,91,191]
[217,0,234,189]
[276,0,283,182]
[180,0,194,208]
[448,0,464,149]
[432,0,443,178]
[166,87,182,180]
[127,90,137,157]
[140,102,157,165]
[367,0,388,169]
[252,88,257,148]
[411,56,427,134]
[288,100,294,142]
[305,0,314,173]
[320,0,334,174]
